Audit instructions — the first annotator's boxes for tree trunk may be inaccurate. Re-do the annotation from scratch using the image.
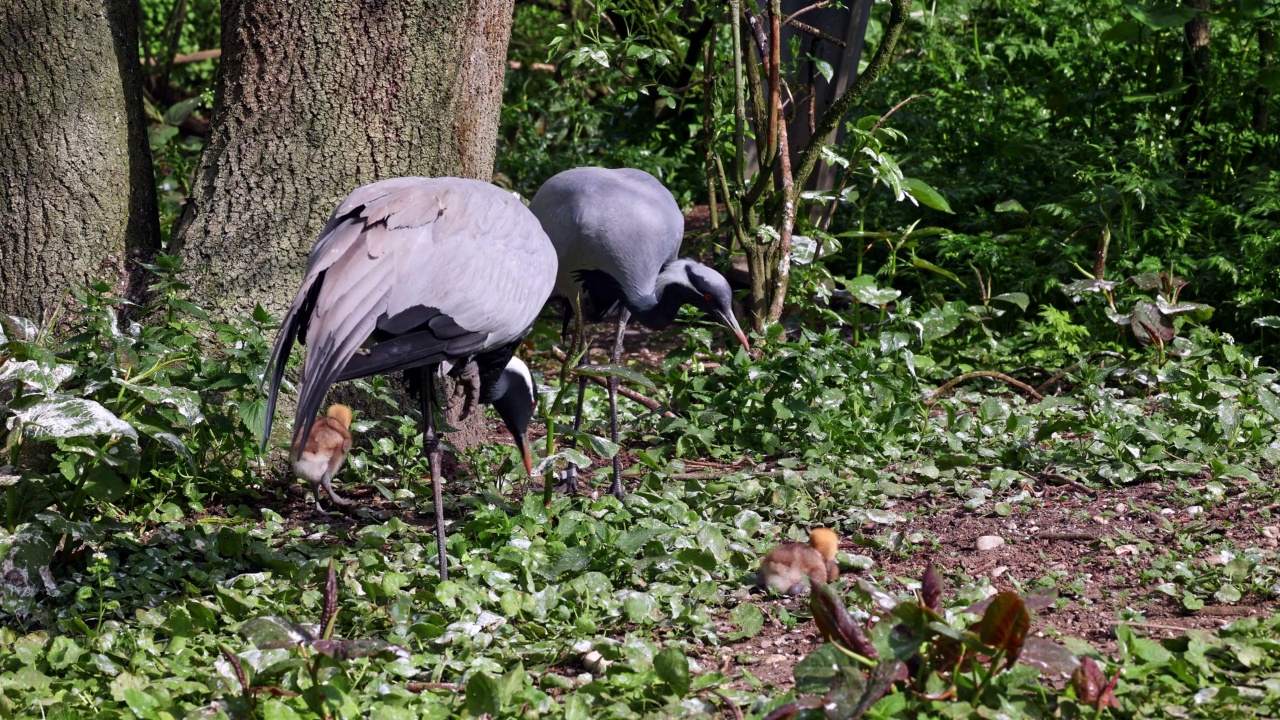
[171,0,516,318]
[0,0,159,322]
[782,0,872,215]
[1254,27,1274,134]
[1180,0,1212,130]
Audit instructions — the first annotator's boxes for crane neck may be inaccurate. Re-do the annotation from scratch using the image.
[629,259,700,330]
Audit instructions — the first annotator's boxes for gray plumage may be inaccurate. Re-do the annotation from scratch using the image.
[529,167,747,343]
[262,176,556,577]
[528,167,748,498]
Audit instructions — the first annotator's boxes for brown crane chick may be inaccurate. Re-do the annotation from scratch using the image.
[292,404,354,513]
[758,528,840,596]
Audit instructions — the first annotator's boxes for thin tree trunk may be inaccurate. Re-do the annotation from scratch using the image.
[782,0,872,219]
[1254,27,1274,134]
[0,0,159,322]
[1180,0,1212,130]
[171,0,516,318]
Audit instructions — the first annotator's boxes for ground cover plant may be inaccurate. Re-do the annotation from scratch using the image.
[2,0,1280,718]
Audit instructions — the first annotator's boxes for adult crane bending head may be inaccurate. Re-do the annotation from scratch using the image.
[529,166,749,349]
[262,176,556,578]
[529,167,748,498]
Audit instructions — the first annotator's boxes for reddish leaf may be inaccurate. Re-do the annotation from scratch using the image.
[850,660,908,719]
[321,559,338,640]
[1071,657,1120,709]
[1018,636,1080,678]
[762,697,824,720]
[921,562,942,613]
[978,591,1030,665]
[811,582,879,659]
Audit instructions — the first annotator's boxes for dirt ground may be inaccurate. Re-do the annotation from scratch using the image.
[706,477,1280,691]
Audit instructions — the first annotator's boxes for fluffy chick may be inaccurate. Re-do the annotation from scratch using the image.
[758,528,840,595]
[292,404,354,512]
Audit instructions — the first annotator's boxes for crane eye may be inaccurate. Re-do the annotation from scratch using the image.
[703,292,713,302]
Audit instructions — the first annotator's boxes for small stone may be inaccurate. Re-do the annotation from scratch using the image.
[1161,508,1175,515]
[976,535,1005,551]
[1092,515,1109,525]
[1115,544,1139,557]
[1262,526,1278,539]
[991,566,1009,578]
[1115,503,1128,514]
[1187,505,1204,517]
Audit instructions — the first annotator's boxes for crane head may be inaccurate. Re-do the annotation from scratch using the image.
[682,262,750,351]
[491,357,536,475]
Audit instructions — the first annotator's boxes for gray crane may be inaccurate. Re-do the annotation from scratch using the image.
[528,167,749,498]
[262,177,557,580]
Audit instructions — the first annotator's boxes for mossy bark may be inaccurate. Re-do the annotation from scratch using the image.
[171,0,516,319]
[0,0,159,322]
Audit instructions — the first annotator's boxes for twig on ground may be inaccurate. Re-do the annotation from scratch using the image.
[706,689,745,720]
[1035,532,1103,542]
[550,346,675,418]
[404,682,460,693]
[1020,469,1099,497]
[925,371,1044,405]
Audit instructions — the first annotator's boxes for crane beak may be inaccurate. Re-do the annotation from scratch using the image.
[720,311,750,351]
[518,433,533,476]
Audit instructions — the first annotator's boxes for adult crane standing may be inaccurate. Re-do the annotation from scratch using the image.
[262,177,557,580]
[528,167,749,498]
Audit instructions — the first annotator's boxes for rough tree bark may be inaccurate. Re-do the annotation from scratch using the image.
[171,0,516,319]
[0,0,159,322]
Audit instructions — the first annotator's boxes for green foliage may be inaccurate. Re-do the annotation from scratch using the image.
[499,1,717,202]
[855,0,1280,346]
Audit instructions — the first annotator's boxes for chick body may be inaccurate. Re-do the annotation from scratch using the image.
[758,528,840,595]
[292,404,354,512]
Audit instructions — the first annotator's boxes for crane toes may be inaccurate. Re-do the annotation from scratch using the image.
[552,466,582,495]
[454,360,482,421]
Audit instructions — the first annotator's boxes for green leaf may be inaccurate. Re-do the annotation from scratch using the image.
[813,58,834,82]
[240,399,268,443]
[163,96,203,126]
[911,255,962,283]
[465,671,502,717]
[113,380,205,426]
[725,604,764,641]
[654,646,691,697]
[992,292,1030,311]
[1127,3,1201,29]
[995,199,1028,215]
[14,397,136,441]
[903,177,954,213]
[574,363,658,391]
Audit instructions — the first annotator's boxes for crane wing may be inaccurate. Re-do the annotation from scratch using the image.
[262,177,556,457]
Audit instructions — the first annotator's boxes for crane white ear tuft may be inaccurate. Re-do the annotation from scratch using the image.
[505,356,535,404]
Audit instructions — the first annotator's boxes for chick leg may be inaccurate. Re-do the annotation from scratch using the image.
[420,366,449,581]
[321,473,353,510]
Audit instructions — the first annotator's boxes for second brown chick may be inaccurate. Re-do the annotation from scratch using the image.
[758,528,840,596]
[292,404,354,513]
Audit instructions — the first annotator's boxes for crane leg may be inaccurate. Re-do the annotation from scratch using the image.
[607,309,629,499]
[420,366,448,581]
[554,326,590,495]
